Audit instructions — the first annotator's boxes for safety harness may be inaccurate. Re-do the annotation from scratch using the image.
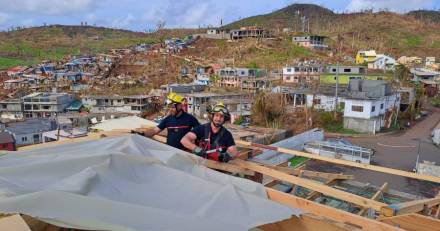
[197,123,226,161]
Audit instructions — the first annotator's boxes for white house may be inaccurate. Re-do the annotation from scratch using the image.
[371,54,396,70]
[282,65,323,84]
[82,95,151,114]
[305,80,400,134]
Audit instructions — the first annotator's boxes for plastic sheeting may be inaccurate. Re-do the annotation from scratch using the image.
[91,116,158,131]
[0,135,299,231]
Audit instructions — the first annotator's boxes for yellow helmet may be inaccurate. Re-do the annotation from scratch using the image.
[166,92,183,104]
[208,101,230,122]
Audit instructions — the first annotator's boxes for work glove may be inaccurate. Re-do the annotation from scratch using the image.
[130,130,145,136]
[218,152,232,163]
[193,147,207,158]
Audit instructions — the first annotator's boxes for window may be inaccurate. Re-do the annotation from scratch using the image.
[313,99,321,105]
[332,68,336,72]
[352,105,363,112]
[21,137,27,142]
[371,106,376,112]
[43,105,50,110]
[287,68,291,72]
[1,104,6,109]
[285,77,291,81]
[344,68,351,73]
[380,103,384,109]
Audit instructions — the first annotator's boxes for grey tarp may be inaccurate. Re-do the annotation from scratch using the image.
[0,135,299,231]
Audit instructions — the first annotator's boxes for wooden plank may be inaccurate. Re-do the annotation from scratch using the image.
[385,197,440,216]
[256,164,354,180]
[306,177,340,201]
[358,182,389,216]
[258,214,362,231]
[0,215,31,231]
[236,140,440,184]
[380,213,440,231]
[266,188,404,231]
[231,159,389,211]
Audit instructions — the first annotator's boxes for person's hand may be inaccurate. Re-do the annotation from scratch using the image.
[218,152,232,163]
[193,147,207,158]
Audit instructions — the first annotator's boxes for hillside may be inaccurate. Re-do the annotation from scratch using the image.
[0,25,153,69]
[226,4,440,58]
[407,10,440,24]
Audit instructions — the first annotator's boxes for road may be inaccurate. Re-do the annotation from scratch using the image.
[306,106,440,198]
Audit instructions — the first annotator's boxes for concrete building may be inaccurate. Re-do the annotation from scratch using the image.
[343,80,400,134]
[292,35,328,49]
[195,28,231,40]
[371,54,396,70]
[217,67,272,91]
[186,92,252,119]
[397,56,422,66]
[82,95,152,114]
[230,27,270,40]
[282,64,324,84]
[305,80,400,134]
[410,68,440,83]
[425,57,436,67]
[5,118,57,146]
[356,50,377,64]
[0,99,23,119]
[22,92,75,118]
[160,83,206,94]
[320,65,390,85]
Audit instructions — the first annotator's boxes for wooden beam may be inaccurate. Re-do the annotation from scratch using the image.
[256,164,354,180]
[266,188,404,231]
[236,140,440,184]
[231,159,389,211]
[384,197,440,216]
[0,215,31,231]
[380,213,440,231]
[258,214,362,231]
[306,177,340,201]
[358,182,389,216]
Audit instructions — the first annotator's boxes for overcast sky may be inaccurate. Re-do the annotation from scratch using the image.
[0,0,439,31]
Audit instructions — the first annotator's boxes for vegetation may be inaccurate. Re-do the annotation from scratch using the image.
[315,111,363,134]
[251,92,285,128]
[432,97,440,108]
[0,57,35,69]
[226,3,440,58]
[0,25,150,69]
[288,156,309,168]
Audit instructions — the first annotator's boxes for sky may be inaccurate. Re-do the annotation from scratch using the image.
[0,0,439,31]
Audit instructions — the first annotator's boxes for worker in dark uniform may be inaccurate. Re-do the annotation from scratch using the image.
[135,92,200,150]
[181,102,238,162]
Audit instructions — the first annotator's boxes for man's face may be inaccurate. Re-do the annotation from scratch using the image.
[212,112,225,126]
[166,103,181,116]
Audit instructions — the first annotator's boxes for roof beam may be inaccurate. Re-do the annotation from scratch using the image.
[383,197,440,217]
[358,182,389,216]
[235,140,440,184]
[266,188,404,231]
[231,159,388,212]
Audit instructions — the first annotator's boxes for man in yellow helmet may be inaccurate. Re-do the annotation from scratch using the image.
[136,92,200,150]
[181,102,238,162]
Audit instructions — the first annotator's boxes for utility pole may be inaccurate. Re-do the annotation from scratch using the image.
[334,63,339,119]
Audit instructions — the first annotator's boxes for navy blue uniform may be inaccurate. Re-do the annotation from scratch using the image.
[191,123,235,151]
[157,112,200,150]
